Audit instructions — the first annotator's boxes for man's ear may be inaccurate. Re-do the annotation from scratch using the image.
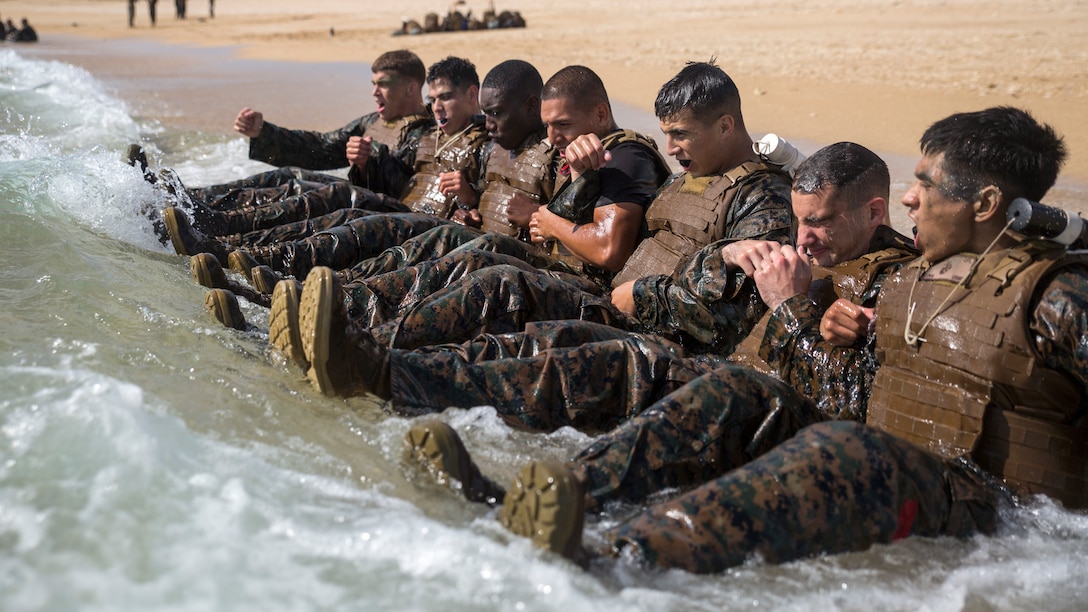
[718,113,735,137]
[865,196,889,228]
[974,185,1003,223]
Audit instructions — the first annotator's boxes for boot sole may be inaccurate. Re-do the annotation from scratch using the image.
[163,207,189,256]
[404,420,466,487]
[191,253,226,289]
[227,251,255,282]
[498,461,585,560]
[251,265,280,295]
[269,280,307,368]
[204,289,245,331]
[300,267,336,395]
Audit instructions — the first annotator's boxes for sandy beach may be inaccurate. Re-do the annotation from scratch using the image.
[6,0,1088,184]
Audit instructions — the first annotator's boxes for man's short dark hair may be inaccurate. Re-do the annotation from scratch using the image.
[481,59,543,102]
[920,106,1066,202]
[542,65,610,113]
[427,56,479,90]
[654,61,742,125]
[372,50,426,85]
[793,142,890,208]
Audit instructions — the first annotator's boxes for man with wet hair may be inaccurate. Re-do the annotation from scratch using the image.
[473,106,1087,573]
[289,62,796,399]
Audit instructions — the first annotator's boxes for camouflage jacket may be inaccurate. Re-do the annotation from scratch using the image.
[247,111,435,198]
[759,226,932,422]
[629,168,794,353]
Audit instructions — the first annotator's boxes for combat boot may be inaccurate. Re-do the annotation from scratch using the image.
[250,265,285,295]
[190,253,272,307]
[298,266,391,398]
[403,420,506,506]
[163,207,229,261]
[227,250,260,281]
[268,279,307,368]
[204,288,246,331]
[190,252,229,289]
[497,461,585,562]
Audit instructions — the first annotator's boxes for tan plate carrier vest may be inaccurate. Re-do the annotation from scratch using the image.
[477,136,557,237]
[363,112,433,150]
[868,242,1088,508]
[730,244,919,376]
[611,161,778,287]
[401,122,488,219]
[347,112,434,190]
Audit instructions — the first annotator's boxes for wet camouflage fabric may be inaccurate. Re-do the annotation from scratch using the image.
[186,167,346,210]
[572,260,1088,573]
[607,419,1003,573]
[210,181,409,236]
[351,256,614,349]
[238,213,453,279]
[246,112,434,197]
[222,208,375,248]
[339,225,560,285]
[388,320,727,431]
[629,170,794,352]
[339,177,790,358]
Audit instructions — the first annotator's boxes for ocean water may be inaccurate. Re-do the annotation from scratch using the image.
[1,45,1087,612]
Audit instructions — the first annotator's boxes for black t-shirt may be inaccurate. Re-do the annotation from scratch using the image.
[594,141,669,211]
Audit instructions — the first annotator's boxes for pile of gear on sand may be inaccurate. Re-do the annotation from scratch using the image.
[394,2,525,36]
[1,16,37,42]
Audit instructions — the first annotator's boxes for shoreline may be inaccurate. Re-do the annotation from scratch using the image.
[6,0,1085,182]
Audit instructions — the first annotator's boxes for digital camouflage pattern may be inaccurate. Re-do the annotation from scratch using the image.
[379,227,915,430]
[247,112,434,198]
[606,419,1003,573]
[579,250,1088,573]
[187,167,347,210]
[232,213,455,279]
[628,168,795,352]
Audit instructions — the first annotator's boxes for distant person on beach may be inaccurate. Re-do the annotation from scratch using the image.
[128,0,136,27]
[149,0,158,27]
[209,0,214,19]
[175,0,187,20]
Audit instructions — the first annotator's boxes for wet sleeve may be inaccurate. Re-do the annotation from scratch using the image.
[629,178,794,352]
[760,294,878,423]
[352,122,430,198]
[1030,266,1088,391]
[248,116,367,170]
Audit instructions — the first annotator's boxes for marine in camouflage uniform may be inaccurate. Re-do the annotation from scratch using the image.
[497,107,1088,574]
[165,57,502,260]
[382,143,911,434]
[198,60,559,281]
[290,64,804,402]
[187,50,436,210]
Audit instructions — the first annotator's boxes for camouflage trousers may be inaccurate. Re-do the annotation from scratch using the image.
[188,167,346,210]
[238,213,453,279]
[205,181,410,237]
[225,208,376,248]
[563,366,1002,572]
[339,224,564,284]
[387,320,725,431]
[351,256,615,350]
